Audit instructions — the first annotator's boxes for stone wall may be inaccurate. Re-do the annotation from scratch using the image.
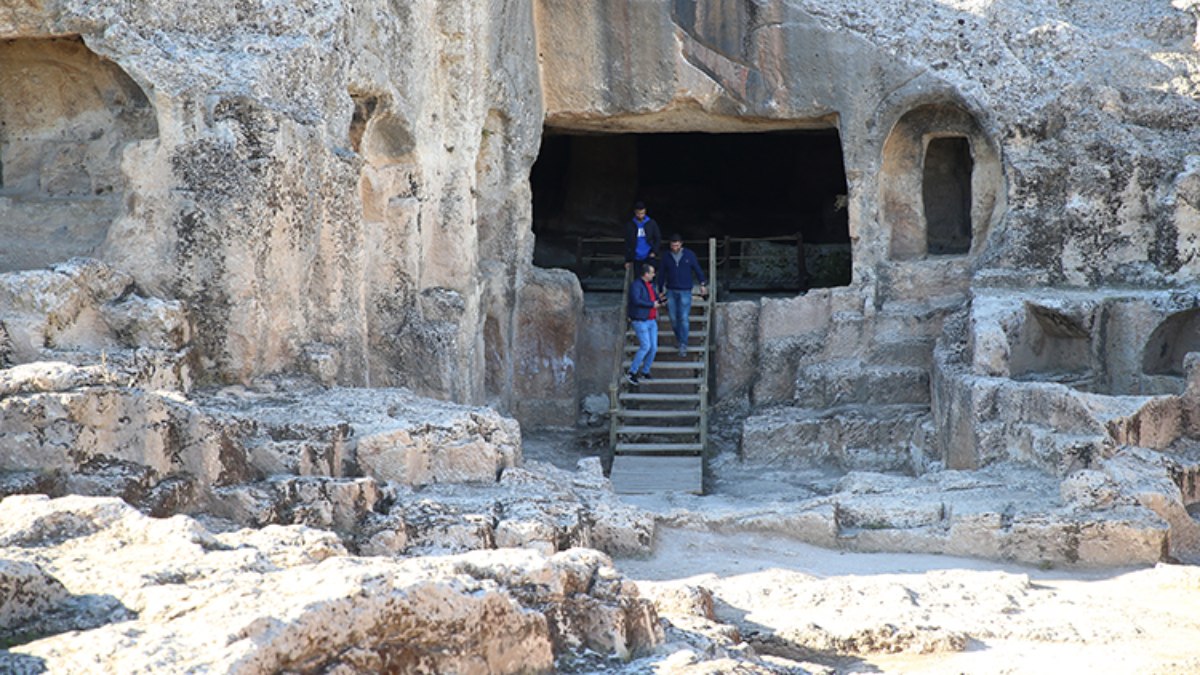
[3,0,1200,436]
[543,0,1200,478]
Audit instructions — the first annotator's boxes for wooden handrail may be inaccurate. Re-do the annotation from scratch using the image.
[609,264,633,450]
[699,237,717,456]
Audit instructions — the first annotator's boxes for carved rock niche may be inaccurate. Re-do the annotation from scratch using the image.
[0,36,157,272]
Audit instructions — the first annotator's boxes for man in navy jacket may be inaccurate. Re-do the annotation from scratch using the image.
[657,234,707,357]
[623,202,661,276]
[625,262,663,385]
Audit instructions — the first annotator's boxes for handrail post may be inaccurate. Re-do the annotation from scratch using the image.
[609,382,619,449]
[708,237,717,305]
[796,231,807,292]
[702,237,717,461]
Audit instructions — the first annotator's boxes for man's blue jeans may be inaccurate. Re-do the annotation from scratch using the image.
[630,319,658,375]
[666,289,692,347]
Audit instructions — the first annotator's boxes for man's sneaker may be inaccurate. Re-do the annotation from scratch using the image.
[640,371,654,381]
[678,345,688,357]
[624,372,639,386]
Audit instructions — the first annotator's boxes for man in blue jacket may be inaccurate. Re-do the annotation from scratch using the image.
[657,234,707,357]
[625,262,663,386]
[623,202,661,276]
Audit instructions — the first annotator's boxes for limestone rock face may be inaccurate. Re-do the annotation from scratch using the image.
[368,460,655,559]
[0,495,661,672]
[1,0,543,417]
[642,464,1170,568]
[353,399,522,486]
[0,380,543,559]
[511,266,585,427]
[538,0,1200,283]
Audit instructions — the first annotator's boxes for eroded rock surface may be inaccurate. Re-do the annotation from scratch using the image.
[0,495,661,672]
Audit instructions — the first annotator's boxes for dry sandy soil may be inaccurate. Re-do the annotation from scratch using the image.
[612,525,1200,674]
[524,431,1200,674]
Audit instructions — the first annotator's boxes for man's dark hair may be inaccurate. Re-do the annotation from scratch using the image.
[633,201,646,210]
[669,233,683,242]
[641,262,656,273]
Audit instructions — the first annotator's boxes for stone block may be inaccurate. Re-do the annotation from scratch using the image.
[741,405,929,472]
[712,300,759,401]
[758,292,830,342]
[795,360,930,407]
[356,410,521,486]
[512,267,583,428]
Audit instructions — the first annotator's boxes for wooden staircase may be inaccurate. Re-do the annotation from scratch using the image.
[608,239,717,494]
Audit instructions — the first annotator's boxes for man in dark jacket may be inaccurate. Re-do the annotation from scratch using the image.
[657,234,707,357]
[625,262,663,386]
[623,201,661,275]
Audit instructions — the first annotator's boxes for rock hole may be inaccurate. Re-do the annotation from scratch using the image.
[923,136,973,255]
[882,102,1001,260]
[1010,304,1093,387]
[1142,309,1200,377]
[348,91,414,165]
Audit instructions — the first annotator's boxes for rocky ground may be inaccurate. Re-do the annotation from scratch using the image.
[532,432,1200,674]
[2,428,1199,673]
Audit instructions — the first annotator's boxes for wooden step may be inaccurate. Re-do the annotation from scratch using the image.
[628,377,702,386]
[624,344,707,353]
[616,425,700,434]
[615,442,705,453]
[625,328,708,339]
[623,361,704,370]
[619,392,702,402]
[616,409,702,418]
[610,455,703,494]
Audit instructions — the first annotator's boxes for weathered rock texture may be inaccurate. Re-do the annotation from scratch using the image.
[622,537,1200,674]
[632,461,1170,568]
[0,494,661,672]
[549,1,1200,566]
[2,0,1200,599]
[1,0,550,421]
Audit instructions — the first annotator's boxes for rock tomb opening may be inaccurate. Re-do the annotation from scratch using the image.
[1143,308,1200,379]
[882,102,1000,261]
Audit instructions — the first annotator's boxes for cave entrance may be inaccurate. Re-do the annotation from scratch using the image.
[530,129,851,297]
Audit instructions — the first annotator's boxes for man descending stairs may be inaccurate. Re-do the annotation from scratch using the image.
[609,238,717,494]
